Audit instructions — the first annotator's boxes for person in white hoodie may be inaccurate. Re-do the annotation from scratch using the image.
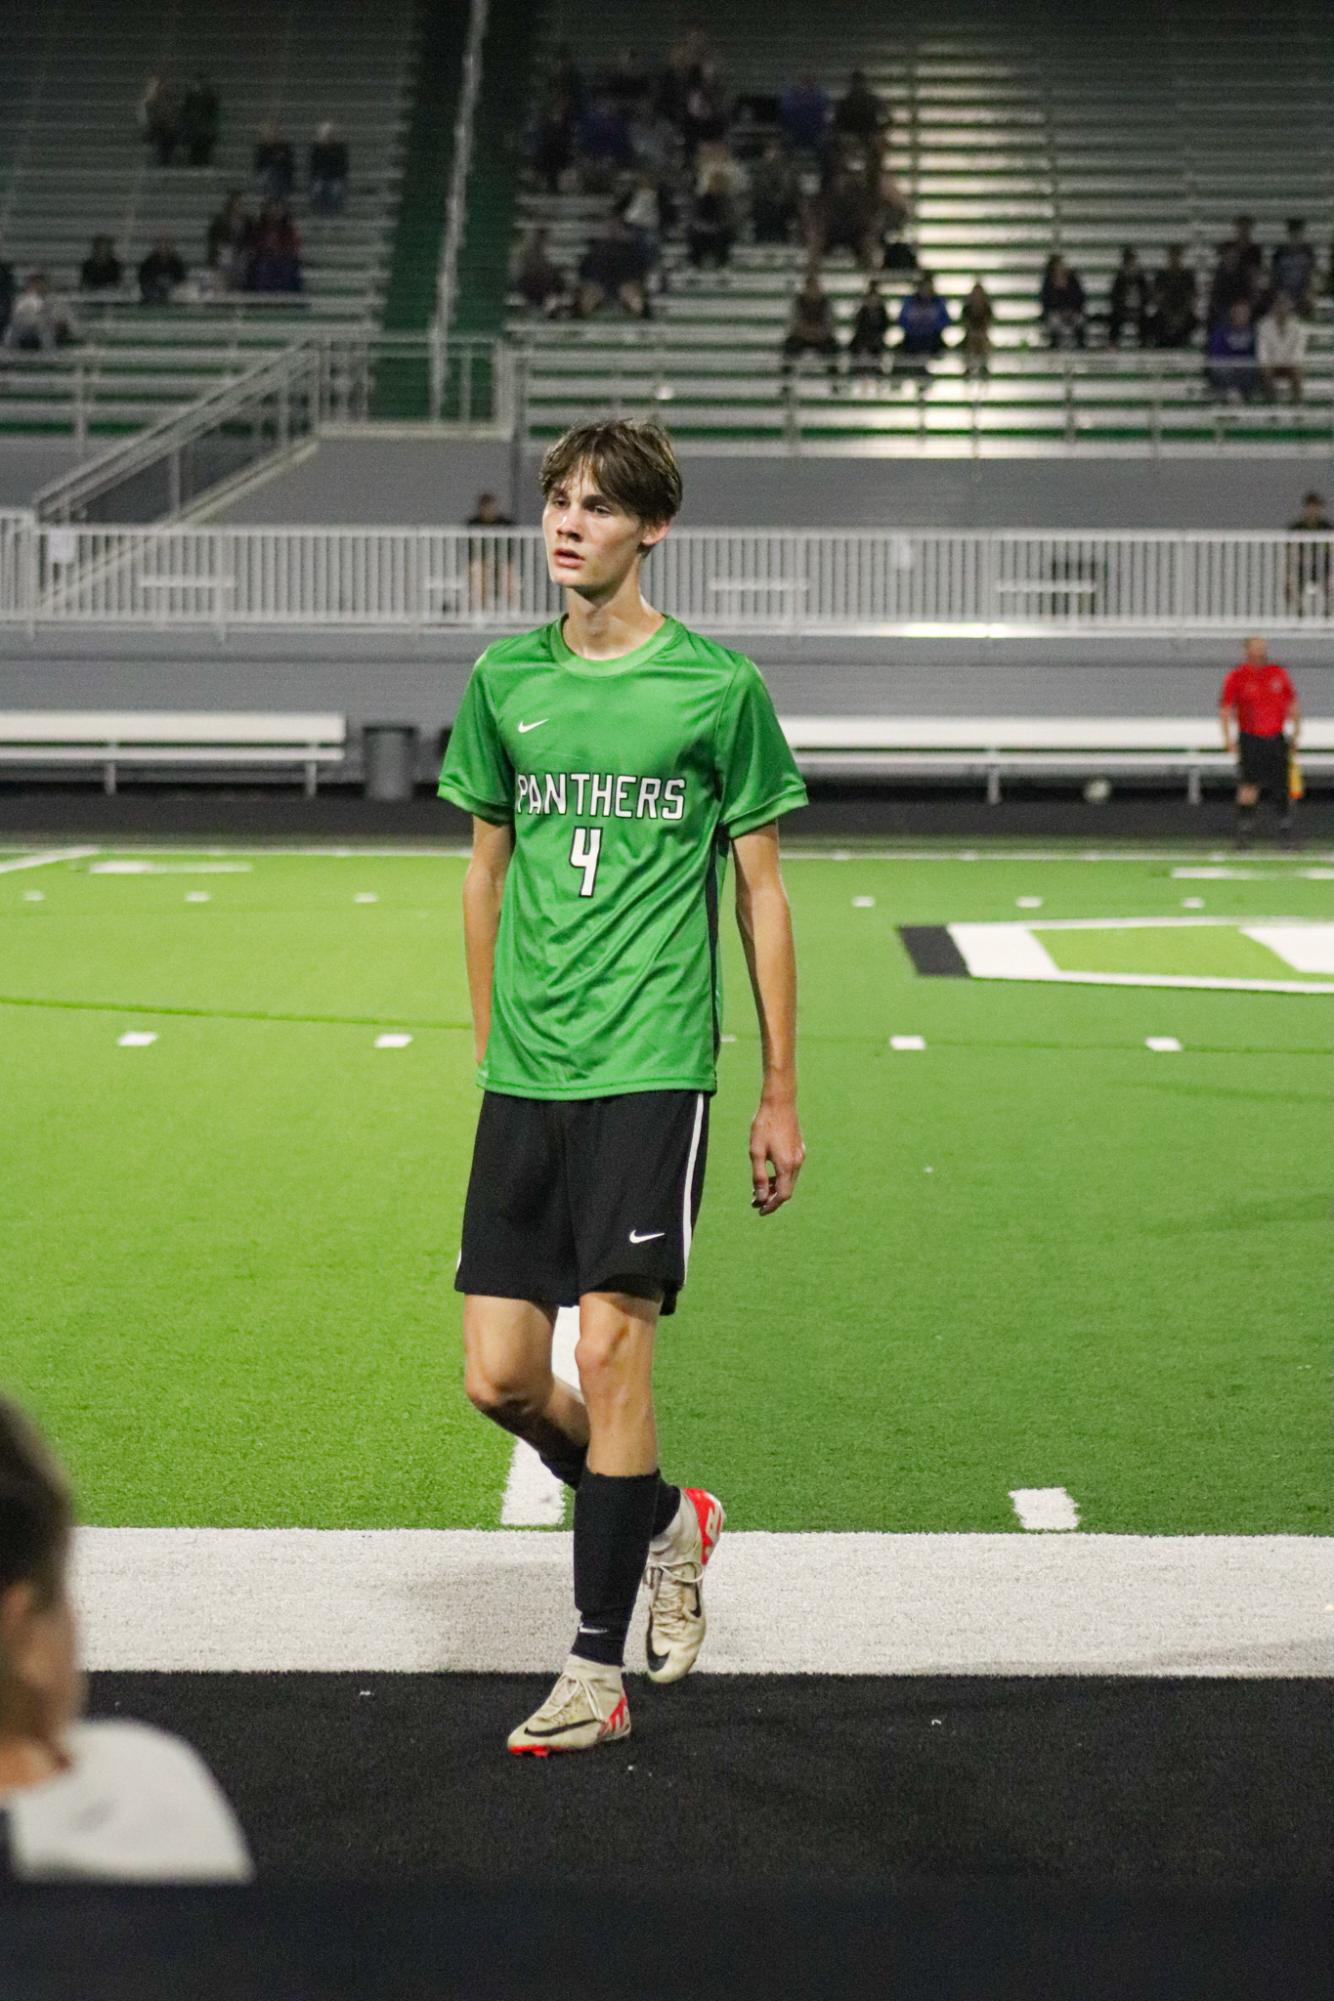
[0,1395,251,1883]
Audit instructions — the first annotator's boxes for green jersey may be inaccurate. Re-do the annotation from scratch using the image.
[439,615,807,1099]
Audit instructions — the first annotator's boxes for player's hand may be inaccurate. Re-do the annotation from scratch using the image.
[749,1098,805,1216]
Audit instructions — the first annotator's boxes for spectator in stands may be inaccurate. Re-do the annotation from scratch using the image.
[247,202,303,294]
[79,236,123,294]
[206,194,255,289]
[1256,293,1307,403]
[834,69,885,143]
[4,273,77,351]
[1285,489,1332,617]
[749,139,800,245]
[138,237,186,306]
[179,76,219,167]
[693,137,748,207]
[466,491,516,612]
[0,1396,251,1884]
[1205,298,1258,401]
[577,212,651,320]
[779,73,829,158]
[1220,214,1265,285]
[1148,244,1197,348]
[513,227,568,316]
[531,87,577,195]
[138,75,180,166]
[1270,219,1315,316]
[1207,241,1257,331]
[846,278,890,380]
[578,94,634,192]
[896,272,951,379]
[687,172,736,271]
[309,123,350,214]
[781,271,840,382]
[602,47,651,111]
[1040,255,1086,348]
[681,62,730,157]
[960,280,994,375]
[809,145,883,272]
[655,26,712,132]
[254,123,296,202]
[1107,247,1150,347]
[878,174,915,274]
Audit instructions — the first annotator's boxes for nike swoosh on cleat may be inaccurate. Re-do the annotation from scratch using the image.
[629,1229,665,1243]
[521,1716,611,1740]
[646,1644,670,1674]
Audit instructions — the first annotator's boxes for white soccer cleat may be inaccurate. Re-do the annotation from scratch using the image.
[507,1656,631,1757]
[644,1486,725,1685]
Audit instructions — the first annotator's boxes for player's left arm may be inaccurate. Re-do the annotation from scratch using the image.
[733,823,805,1216]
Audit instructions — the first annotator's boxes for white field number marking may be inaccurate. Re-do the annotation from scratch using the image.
[569,825,602,898]
[1010,1487,1080,1532]
[117,1032,158,1048]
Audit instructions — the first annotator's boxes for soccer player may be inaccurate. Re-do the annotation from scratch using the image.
[438,419,808,1754]
[1219,633,1301,847]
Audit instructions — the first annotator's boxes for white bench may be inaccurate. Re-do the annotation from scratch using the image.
[779,715,1334,805]
[0,711,347,798]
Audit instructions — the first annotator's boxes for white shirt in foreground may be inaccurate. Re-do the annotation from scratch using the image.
[1256,314,1309,367]
[2,1719,252,1882]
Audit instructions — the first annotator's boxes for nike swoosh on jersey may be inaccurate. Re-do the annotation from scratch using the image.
[629,1229,665,1244]
[516,719,549,733]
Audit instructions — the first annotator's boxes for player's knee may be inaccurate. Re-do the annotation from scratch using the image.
[573,1321,636,1402]
[464,1363,546,1426]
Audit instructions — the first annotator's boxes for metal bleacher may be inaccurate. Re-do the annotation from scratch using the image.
[0,0,416,438]
[512,0,1334,451]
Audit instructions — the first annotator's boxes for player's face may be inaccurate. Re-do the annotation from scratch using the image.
[1245,634,1267,664]
[542,465,666,598]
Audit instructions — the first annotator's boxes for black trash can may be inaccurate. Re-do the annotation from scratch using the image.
[363,723,418,803]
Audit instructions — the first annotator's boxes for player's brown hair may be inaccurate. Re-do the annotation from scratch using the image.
[539,418,684,528]
[0,1397,73,1609]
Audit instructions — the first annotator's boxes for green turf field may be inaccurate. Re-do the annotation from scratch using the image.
[1,843,1328,1536]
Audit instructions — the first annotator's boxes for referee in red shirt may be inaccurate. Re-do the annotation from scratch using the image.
[1219,633,1301,847]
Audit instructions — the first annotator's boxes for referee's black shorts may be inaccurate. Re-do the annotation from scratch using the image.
[456,1089,710,1315]
[1237,730,1289,797]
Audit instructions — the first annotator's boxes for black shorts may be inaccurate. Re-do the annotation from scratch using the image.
[456,1090,710,1316]
[1238,731,1289,795]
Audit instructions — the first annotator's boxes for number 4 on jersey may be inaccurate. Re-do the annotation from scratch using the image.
[569,825,603,897]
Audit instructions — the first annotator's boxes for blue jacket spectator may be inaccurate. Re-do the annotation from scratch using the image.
[780,75,829,154]
[898,275,951,357]
[1206,300,1258,400]
[579,96,634,174]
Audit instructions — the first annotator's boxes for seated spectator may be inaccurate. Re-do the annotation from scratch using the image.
[879,173,916,273]
[206,193,255,288]
[781,271,840,381]
[466,491,516,612]
[618,172,667,273]
[626,103,679,187]
[1205,298,1258,401]
[0,1396,251,1883]
[1040,255,1086,347]
[1148,244,1197,348]
[254,123,295,201]
[4,273,77,351]
[179,75,219,167]
[578,94,634,192]
[577,213,651,319]
[1107,246,1150,346]
[655,26,712,131]
[810,146,882,271]
[137,74,179,166]
[687,172,736,270]
[1256,294,1307,403]
[750,139,799,245]
[79,236,123,293]
[1286,489,1332,616]
[897,272,951,376]
[960,279,994,375]
[693,136,747,205]
[138,237,186,305]
[834,68,884,142]
[1220,214,1265,285]
[514,227,568,316]
[602,46,651,111]
[779,73,829,157]
[846,278,890,378]
[681,62,729,155]
[247,201,302,293]
[309,122,349,214]
[530,87,577,195]
[1270,220,1315,315]
[1207,241,1257,331]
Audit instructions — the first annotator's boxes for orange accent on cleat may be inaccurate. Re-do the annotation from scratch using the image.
[683,1487,724,1566]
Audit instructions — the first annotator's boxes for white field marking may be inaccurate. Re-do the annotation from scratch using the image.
[88,860,252,876]
[70,1528,1334,1676]
[1182,897,1205,909]
[374,1033,412,1050]
[948,918,1334,994]
[500,1308,580,1528]
[1173,866,1334,882]
[1145,1037,1184,1053]
[1016,896,1043,909]
[184,891,210,904]
[949,923,1062,980]
[22,891,44,903]
[354,892,379,904]
[0,846,99,875]
[22,842,1334,868]
[1010,1488,1080,1532]
[1245,925,1334,975]
[890,1034,927,1051]
[116,1031,158,1048]
[852,894,876,907]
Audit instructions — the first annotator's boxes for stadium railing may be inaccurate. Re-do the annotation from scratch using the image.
[0,523,1331,635]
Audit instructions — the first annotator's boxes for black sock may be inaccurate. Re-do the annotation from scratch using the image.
[541,1436,678,1544]
[1236,801,1257,840]
[571,1469,660,1668]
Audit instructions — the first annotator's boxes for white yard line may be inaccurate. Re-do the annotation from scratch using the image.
[1011,1488,1080,1532]
[10,843,1334,867]
[70,1528,1334,1677]
[0,846,99,875]
[499,1309,580,1528]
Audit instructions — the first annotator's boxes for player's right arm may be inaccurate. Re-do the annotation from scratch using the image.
[1218,670,1238,754]
[462,816,513,1066]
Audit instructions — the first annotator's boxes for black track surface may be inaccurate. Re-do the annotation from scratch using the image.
[88,1672,1333,1888]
